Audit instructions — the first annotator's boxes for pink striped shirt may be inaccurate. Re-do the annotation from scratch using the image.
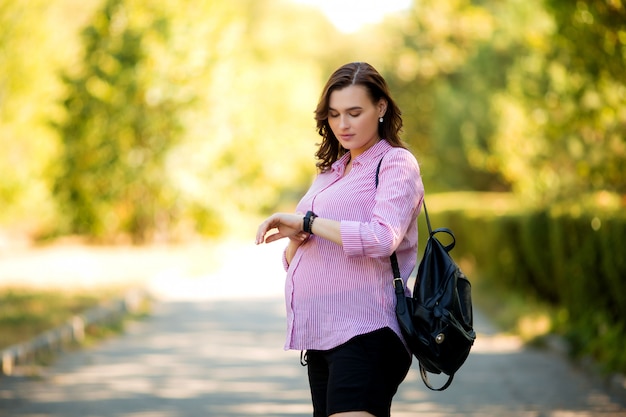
[283,139,424,351]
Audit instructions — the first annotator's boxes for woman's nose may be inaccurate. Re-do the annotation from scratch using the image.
[339,114,349,129]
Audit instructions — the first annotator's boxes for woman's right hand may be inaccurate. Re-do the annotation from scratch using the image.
[255,213,309,245]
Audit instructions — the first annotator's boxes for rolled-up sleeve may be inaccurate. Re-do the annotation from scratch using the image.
[342,149,423,258]
[340,220,366,256]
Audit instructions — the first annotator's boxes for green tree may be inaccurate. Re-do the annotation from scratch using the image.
[379,0,509,192]
[0,0,96,237]
[431,0,552,194]
[163,0,342,234]
[490,0,626,204]
[54,0,187,243]
[378,0,625,204]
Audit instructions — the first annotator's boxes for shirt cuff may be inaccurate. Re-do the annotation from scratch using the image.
[341,220,364,257]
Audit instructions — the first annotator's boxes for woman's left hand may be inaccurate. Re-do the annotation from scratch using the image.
[256,213,309,245]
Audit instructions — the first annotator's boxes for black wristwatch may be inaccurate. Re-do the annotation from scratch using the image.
[303,211,318,234]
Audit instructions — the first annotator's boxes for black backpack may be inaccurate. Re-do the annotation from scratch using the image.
[374,157,475,390]
[391,203,476,390]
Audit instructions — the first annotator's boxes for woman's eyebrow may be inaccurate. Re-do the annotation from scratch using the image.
[328,106,364,112]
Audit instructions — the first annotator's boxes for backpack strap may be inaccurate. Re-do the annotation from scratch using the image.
[420,364,455,391]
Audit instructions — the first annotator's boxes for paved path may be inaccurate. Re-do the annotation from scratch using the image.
[1,241,626,416]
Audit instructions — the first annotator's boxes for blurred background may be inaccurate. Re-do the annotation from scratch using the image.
[1,0,622,245]
[0,0,625,373]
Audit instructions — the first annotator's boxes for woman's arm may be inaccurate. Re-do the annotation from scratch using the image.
[307,216,341,246]
[256,213,307,244]
[341,150,423,258]
[256,212,342,247]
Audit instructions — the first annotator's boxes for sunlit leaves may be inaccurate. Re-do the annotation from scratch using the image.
[495,0,626,204]
[54,0,187,243]
[380,0,625,204]
[2,0,624,242]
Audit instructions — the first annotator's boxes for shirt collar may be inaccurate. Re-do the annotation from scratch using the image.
[331,139,391,173]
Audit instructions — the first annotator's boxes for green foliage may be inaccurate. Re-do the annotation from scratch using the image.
[1,0,624,243]
[380,0,503,192]
[562,311,626,373]
[0,0,92,236]
[53,0,187,243]
[489,0,626,204]
[159,0,339,235]
[376,0,626,205]
[1,0,341,241]
[547,0,626,80]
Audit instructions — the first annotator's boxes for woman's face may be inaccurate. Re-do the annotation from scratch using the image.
[328,85,386,158]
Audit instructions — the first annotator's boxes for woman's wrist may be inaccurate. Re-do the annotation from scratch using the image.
[309,214,316,234]
[303,211,317,234]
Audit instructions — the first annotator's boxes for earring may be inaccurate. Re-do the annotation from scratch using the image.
[379,117,383,123]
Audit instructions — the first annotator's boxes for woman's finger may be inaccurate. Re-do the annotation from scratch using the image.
[255,221,272,244]
[265,231,285,244]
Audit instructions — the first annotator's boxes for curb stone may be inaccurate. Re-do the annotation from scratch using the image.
[0,288,150,376]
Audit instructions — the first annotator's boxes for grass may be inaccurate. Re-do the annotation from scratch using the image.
[458,257,556,343]
[0,287,132,350]
[473,278,554,341]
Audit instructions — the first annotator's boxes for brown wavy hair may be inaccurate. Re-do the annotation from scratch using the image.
[314,62,406,172]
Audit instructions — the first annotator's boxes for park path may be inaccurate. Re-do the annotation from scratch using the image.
[1,240,625,417]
